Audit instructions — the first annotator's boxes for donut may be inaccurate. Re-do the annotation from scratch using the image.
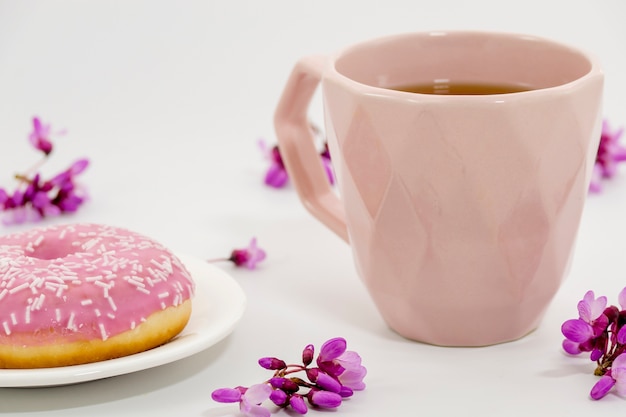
[0,223,195,368]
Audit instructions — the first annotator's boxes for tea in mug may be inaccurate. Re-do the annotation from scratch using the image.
[391,82,530,95]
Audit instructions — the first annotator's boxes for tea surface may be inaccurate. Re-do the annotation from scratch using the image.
[391,82,530,95]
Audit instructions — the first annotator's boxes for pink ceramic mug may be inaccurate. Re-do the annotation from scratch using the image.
[274,31,603,346]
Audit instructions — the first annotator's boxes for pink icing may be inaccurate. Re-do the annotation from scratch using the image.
[0,223,195,343]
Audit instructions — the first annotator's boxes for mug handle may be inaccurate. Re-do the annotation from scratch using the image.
[274,55,349,243]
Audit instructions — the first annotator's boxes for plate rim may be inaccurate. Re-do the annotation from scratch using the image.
[0,253,246,388]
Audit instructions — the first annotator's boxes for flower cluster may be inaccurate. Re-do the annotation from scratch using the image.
[212,337,366,416]
[590,120,626,193]
[561,289,626,399]
[0,117,89,225]
[259,124,334,188]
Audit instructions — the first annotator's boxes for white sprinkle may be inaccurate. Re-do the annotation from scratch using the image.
[0,289,7,301]
[10,313,17,326]
[158,291,170,299]
[9,282,29,294]
[99,323,108,341]
[55,285,68,297]
[136,286,150,295]
[107,313,115,320]
[86,275,104,282]
[59,229,67,239]
[124,277,146,288]
[34,235,44,246]
[94,308,101,317]
[107,296,117,312]
[67,312,76,330]
[3,322,10,336]
[24,307,31,324]
[160,301,166,310]
[55,309,61,322]
[81,299,93,306]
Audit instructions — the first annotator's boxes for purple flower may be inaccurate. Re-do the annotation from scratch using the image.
[229,237,267,269]
[317,337,367,390]
[320,143,335,186]
[259,140,288,188]
[258,133,335,189]
[561,290,612,355]
[240,384,272,417]
[307,389,342,408]
[28,117,54,155]
[212,384,272,417]
[1,118,89,225]
[590,120,626,193]
[590,354,626,400]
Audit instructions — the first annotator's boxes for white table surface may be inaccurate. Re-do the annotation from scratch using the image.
[0,0,625,415]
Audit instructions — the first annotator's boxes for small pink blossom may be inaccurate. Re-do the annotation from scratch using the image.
[590,120,626,193]
[258,128,335,189]
[28,117,55,155]
[229,237,267,270]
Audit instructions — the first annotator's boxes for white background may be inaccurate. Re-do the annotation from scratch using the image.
[0,0,625,415]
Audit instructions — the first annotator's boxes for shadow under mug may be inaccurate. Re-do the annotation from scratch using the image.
[274,31,603,346]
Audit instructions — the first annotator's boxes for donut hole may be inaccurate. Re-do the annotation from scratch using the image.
[28,243,79,260]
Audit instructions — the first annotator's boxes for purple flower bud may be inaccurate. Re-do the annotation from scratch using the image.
[562,339,581,355]
[289,394,308,414]
[561,319,594,343]
[302,344,314,366]
[308,389,342,408]
[590,374,616,400]
[339,386,354,398]
[258,357,287,370]
[269,377,299,393]
[211,387,243,403]
[590,348,604,362]
[306,368,341,393]
[269,389,288,406]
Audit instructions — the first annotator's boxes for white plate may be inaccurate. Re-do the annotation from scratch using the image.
[0,253,246,387]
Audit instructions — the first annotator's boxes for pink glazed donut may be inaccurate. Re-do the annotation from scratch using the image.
[0,223,195,368]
